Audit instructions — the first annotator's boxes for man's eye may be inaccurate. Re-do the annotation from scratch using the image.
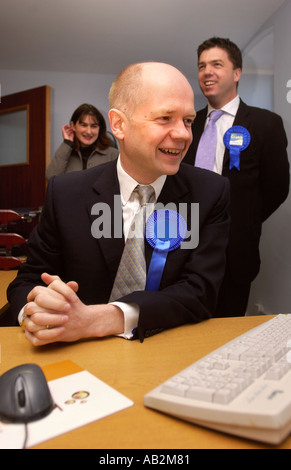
[184,119,194,127]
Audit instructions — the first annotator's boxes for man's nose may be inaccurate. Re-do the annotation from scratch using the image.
[170,122,191,140]
[204,64,214,75]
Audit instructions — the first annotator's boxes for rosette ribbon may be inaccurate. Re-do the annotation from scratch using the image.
[145,209,187,291]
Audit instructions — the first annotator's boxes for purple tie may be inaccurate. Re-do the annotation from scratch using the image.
[195,110,224,171]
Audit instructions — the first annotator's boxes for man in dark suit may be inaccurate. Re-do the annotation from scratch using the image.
[183,37,289,317]
[7,62,230,345]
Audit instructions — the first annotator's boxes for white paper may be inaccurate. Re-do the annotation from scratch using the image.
[0,370,134,449]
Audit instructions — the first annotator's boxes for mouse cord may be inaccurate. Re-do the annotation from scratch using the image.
[23,423,28,449]
[0,421,29,449]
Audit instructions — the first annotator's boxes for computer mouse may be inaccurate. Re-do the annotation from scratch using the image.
[0,363,54,423]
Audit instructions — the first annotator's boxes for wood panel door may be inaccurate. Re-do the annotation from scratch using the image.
[0,85,50,210]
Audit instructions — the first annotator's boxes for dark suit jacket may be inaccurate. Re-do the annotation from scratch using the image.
[183,99,289,285]
[7,160,230,341]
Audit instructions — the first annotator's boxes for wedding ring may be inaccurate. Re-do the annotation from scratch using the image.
[46,324,50,329]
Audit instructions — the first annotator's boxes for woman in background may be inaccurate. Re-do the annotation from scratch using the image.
[46,103,118,179]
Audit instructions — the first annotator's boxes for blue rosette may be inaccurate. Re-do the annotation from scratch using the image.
[145,209,187,291]
[223,125,251,171]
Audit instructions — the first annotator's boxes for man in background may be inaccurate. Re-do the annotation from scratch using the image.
[184,37,289,317]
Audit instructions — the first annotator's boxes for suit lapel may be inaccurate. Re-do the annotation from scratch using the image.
[86,161,125,282]
[233,99,250,125]
[158,172,189,204]
[183,106,207,165]
[222,99,250,171]
[192,106,208,156]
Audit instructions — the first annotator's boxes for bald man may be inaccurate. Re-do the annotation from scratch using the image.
[7,62,230,345]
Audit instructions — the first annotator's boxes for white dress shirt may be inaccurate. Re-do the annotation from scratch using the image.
[206,95,240,174]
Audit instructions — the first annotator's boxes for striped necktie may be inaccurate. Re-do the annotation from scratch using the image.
[109,184,155,301]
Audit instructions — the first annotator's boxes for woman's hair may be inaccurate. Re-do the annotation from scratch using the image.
[70,103,112,150]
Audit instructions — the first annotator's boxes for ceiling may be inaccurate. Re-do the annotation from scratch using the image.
[0,0,286,80]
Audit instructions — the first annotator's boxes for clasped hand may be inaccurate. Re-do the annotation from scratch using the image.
[23,273,124,346]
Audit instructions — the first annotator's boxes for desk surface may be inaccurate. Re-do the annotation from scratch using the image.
[0,315,290,450]
[0,270,17,309]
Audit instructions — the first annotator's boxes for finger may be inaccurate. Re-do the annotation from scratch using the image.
[66,281,79,293]
[26,311,68,329]
[41,273,79,303]
[41,273,79,293]
[26,289,71,313]
[25,329,47,346]
[27,278,79,305]
[41,272,61,285]
[27,284,66,303]
[24,301,47,317]
[35,292,70,312]
[25,326,65,347]
[24,317,45,333]
[23,302,68,330]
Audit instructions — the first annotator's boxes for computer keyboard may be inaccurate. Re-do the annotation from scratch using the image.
[144,314,291,445]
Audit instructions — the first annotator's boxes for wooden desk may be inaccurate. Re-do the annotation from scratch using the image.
[0,270,17,309]
[0,315,290,450]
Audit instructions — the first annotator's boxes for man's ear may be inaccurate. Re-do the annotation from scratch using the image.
[108,109,126,140]
[234,68,242,85]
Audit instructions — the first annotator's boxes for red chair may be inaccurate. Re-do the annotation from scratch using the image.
[0,232,27,270]
[0,209,22,225]
[0,256,22,270]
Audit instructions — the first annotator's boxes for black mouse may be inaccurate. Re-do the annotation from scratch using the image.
[0,363,54,423]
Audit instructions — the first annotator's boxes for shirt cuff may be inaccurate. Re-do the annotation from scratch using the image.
[18,307,26,329]
[110,302,139,339]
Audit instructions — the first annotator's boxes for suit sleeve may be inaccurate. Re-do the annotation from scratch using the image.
[45,142,75,179]
[6,177,64,323]
[259,113,289,221]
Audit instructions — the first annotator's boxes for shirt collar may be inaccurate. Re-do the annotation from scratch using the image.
[117,156,166,205]
[208,95,240,118]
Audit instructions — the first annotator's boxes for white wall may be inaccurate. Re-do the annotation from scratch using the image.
[239,73,274,111]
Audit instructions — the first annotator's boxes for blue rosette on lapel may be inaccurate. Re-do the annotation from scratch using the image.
[223,125,251,170]
[145,209,187,291]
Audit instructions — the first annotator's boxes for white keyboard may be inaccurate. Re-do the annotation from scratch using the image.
[144,314,291,445]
